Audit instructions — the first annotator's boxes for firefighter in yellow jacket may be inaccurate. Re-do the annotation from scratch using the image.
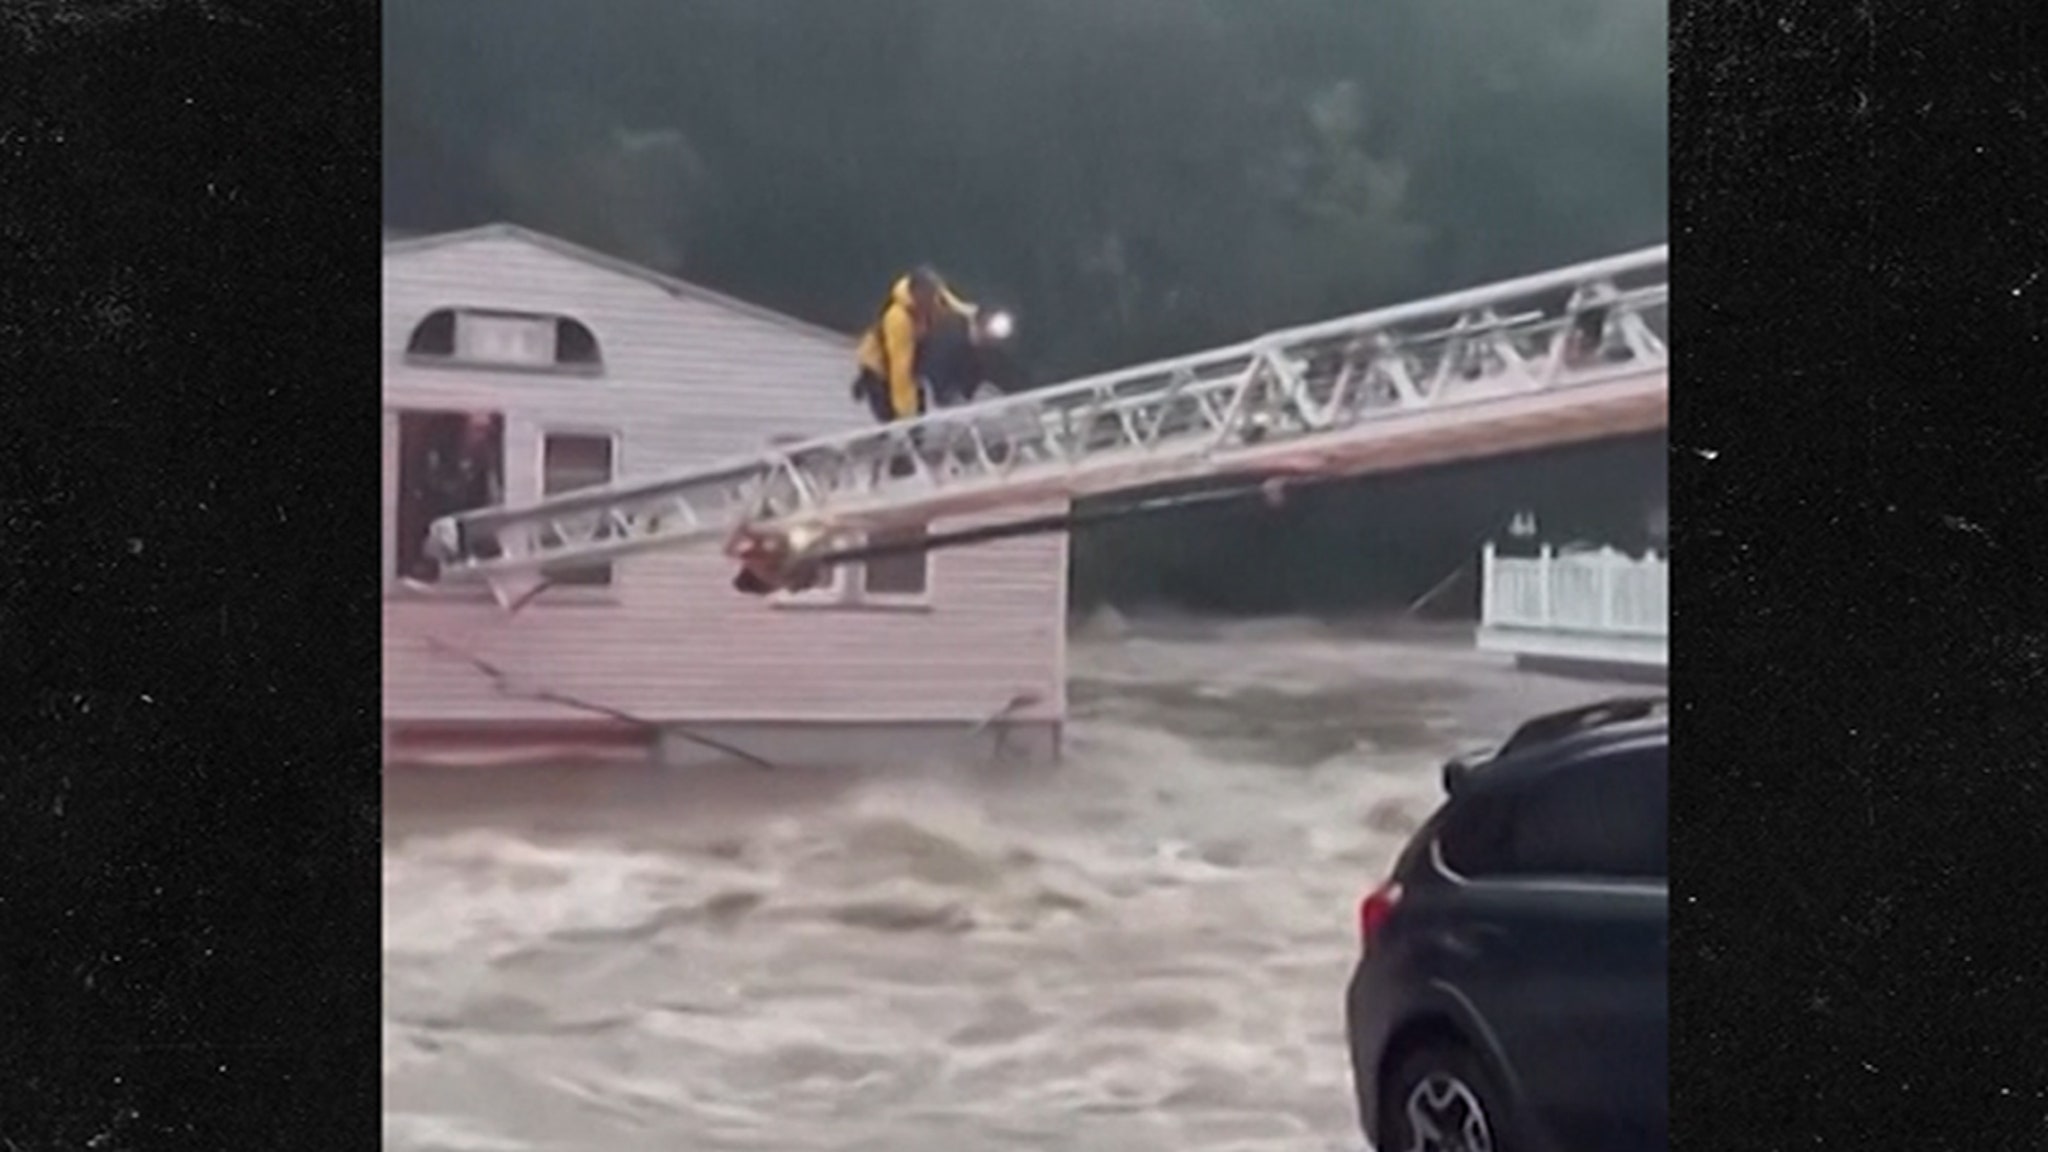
[851,265,978,424]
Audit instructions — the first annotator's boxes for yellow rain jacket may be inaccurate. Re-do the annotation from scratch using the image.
[856,274,976,419]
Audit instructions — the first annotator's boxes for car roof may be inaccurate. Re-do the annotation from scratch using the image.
[1442,696,1666,798]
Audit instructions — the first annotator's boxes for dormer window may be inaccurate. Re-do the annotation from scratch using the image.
[458,311,556,364]
[405,308,603,372]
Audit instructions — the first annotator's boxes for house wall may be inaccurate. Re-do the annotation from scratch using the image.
[381,232,1068,745]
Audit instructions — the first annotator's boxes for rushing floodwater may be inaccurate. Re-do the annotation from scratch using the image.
[384,616,1632,1152]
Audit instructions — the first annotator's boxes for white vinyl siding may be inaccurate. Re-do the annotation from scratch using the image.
[381,228,1068,729]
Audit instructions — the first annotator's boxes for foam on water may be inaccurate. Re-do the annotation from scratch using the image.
[384,619,1626,1151]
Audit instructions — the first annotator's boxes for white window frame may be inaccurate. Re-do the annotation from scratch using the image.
[404,308,606,377]
[855,524,935,606]
[769,528,936,614]
[453,310,558,367]
[753,432,935,613]
[771,560,856,607]
[528,425,625,605]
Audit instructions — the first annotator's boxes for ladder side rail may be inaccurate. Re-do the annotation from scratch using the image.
[741,244,1668,468]
[768,362,1669,541]
[425,251,1666,577]
[449,454,775,536]
[447,250,1665,538]
[1254,246,1664,352]
[440,357,1669,583]
[753,287,1671,529]
[459,284,1662,555]
[805,306,1670,528]
[438,512,754,579]
[430,471,764,574]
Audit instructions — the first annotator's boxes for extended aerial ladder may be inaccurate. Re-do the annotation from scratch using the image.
[426,245,1668,606]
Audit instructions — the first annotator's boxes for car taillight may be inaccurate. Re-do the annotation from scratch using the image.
[1358,880,1403,949]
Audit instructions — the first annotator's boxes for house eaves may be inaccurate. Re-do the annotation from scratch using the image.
[383,222,855,350]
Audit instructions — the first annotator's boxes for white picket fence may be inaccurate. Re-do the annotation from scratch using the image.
[1481,543,1668,640]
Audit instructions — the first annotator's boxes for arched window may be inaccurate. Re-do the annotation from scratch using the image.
[404,308,605,373]
[554,317,601,367]
[406,309,456,357]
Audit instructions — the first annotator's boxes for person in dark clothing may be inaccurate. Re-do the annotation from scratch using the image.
[915,313,987,406]
[1566,305,1610,367]
[404,412,503,586]
[426,414,502,516]
[850,265,980,424]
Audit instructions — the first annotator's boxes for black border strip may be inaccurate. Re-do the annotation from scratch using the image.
[1672,1,2048,1148]
[2,0,2043,1146]
[2,5,382,1145]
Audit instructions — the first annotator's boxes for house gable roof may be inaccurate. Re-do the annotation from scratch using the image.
[383,222,853,349]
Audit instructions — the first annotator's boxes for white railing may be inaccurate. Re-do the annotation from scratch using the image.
[1481,543,1668,637]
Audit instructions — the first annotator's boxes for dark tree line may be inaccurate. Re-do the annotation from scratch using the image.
[384,0,1668,613]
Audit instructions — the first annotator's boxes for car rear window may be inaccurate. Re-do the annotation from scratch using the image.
[1437,744,1666,882]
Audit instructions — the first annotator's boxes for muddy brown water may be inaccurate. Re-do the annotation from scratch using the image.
[384,616,1632,1151]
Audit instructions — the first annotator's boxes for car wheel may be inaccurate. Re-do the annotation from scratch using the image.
[1378,1041,1513,1152]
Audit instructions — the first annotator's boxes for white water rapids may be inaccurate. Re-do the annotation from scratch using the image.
[384,616,1631,1151]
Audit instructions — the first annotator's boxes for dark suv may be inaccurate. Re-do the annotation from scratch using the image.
[1345,697,1667,1152]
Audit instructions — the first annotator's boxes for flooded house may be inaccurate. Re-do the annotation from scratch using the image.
[381,224,1068,768]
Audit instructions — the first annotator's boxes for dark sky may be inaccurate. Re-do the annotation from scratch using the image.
[382,0,1669,612]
